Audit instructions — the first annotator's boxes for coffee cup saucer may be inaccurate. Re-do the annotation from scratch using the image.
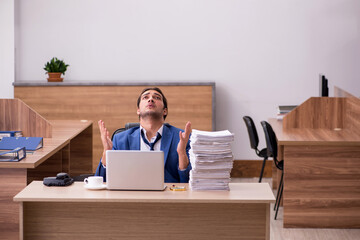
[84,183,107,190]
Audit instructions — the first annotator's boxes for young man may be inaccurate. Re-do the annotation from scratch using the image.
[95,87,192,183]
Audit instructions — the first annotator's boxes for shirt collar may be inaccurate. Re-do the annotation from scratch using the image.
[140,124,163,141]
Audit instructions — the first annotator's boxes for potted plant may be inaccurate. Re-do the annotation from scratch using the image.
[44,57,69,82]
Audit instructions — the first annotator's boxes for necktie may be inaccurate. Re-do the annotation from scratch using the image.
[141,130,162,150]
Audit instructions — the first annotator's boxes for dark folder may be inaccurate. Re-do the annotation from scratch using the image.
[0,137,43,151]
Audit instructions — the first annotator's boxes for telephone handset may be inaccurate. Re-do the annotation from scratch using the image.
[43,172,74,186]
[56,172,70,180]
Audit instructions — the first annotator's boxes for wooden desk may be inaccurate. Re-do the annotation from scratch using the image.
[0,120,93,240]
[14,181,275,240]
[269,117,360,228]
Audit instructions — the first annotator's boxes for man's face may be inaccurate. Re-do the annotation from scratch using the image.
[137,90,167,120]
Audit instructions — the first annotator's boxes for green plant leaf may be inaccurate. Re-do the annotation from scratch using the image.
[44,57,69,74]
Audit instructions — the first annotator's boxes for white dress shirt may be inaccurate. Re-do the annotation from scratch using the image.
[140,125,163,151]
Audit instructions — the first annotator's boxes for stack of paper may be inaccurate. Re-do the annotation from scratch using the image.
[276,105,297,120]
[189,129,234,191]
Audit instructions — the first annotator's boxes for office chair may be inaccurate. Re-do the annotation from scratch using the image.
[260,120,284,220]
[111,123,174,141]
[243,116,268,182]
[111,122,140,141]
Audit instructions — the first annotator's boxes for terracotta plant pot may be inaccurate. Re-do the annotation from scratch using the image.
[47,72,63,82]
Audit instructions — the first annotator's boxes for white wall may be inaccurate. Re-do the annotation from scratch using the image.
[0,0,14,98]
[14,0,360,160]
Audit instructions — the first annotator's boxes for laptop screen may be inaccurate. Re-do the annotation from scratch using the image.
[106,150,165,191]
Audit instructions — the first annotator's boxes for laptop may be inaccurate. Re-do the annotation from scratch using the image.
[106,150,166,191]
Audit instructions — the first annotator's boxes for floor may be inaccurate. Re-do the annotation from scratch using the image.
[230,178,360,240]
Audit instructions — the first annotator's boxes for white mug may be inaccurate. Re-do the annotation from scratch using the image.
[84,176,103,187]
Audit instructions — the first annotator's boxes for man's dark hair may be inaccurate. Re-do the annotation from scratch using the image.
[137,87,168,120]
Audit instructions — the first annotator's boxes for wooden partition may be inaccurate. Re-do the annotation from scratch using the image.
[14,82,215,172]
[272,91,360,228]
[345,97,360,132]
[283,97,346,130]
[0,99,52,137]
[333,86,360,133]
[283,96,360,133]
[334,86,357,98]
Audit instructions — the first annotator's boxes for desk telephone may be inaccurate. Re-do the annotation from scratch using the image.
[43,172,74,186]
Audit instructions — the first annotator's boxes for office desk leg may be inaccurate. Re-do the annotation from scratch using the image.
[69,125,93,176]
[273,145,284,190]
[266,204,270,240]
[19,202,23,240]
[0,168,27,240]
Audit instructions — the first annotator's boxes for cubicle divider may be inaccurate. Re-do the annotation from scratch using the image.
[334,86,360,132]
[0,98,52,137]
[283,97,346,130]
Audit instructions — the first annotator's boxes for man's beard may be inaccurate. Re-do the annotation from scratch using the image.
[139,111,163,120]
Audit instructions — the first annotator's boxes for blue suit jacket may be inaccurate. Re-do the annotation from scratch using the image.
[95,124,191,183]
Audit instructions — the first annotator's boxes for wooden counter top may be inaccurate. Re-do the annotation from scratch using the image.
[0,120,92,168]
[13,81,215,87]
[14,181,275,204]
[269,118,360,145]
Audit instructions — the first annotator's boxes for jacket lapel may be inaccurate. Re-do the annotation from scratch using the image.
[128,128,140,150]
[161,124,173,165]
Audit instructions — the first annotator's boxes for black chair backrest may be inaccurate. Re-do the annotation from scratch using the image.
[260,121,278,160]
[243,116,259,150]
[111,122,140,141]
[125,122,140,129]
[111,123,172,141]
